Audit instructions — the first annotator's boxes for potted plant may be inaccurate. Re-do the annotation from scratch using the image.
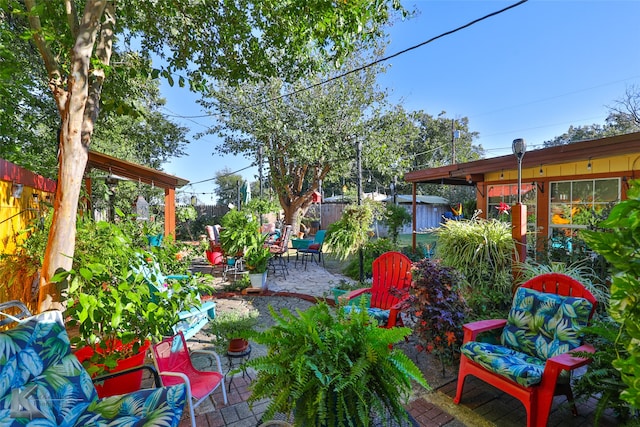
[245,301,429,426]
[244,241,271,289]
[219,209,259,256]
[209,309,259,354]
[54,217,201,397]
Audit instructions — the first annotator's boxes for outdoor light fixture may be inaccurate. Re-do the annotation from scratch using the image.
[512,138,526,204]
[11,182,24,199]
[539,164,544,176]
[500,169,504,180]
[587,158,592,171]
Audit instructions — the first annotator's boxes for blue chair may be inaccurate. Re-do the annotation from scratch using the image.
[0,310,187,426]
[296,229,326,269]
[133,254,216,340]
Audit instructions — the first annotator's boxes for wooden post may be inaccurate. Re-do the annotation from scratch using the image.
[512,203,527,279]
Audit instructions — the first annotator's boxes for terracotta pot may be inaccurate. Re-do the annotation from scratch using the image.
[228,338,249,354]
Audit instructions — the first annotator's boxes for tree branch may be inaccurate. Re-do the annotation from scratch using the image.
[83,0,114,147]
[64,0,80,39]
[24,0,66,113]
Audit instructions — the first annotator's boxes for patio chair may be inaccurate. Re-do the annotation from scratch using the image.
[151,331,228,427]
[134,254,216,340]
[454,273,598,427]
[268,224,292,278]
[205,224,222,251]
[0,310,187,426]
[295,229,326,269]
[343,251,412,328]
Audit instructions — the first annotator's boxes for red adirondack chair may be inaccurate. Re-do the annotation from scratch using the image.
[344,251,413,328]
[454,273,598,427]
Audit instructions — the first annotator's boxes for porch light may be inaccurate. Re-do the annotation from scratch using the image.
[512,138,526,204]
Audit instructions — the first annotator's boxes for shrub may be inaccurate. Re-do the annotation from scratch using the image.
[343,237,396,279]
[382,203,411,244]
[436,214,514,317]
[398,258,469,371]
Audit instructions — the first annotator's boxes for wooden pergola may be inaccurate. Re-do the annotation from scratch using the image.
[85,151,189,237]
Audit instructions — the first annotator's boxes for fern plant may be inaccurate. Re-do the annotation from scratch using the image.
[245,302,429,426]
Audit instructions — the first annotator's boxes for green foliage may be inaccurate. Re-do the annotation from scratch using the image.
[436,215,515,318]
[52,218,201,375]
[219,210,258,255]
[325,201,384,260]
[246,302,428,426]
[515,260,610,313]
[398,259,469,370]
[343,238,396,279]
[209,309,259,354]
[382,204,411,244]
[573,316,638,425]
[581,179,640,409]
[219,209,270,272]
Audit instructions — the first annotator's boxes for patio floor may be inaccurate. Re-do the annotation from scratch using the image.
[174,255,624,427]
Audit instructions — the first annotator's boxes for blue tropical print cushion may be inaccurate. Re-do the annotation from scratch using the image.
[500,287,593,360]
[0,311,187,426]
[342,306,390,325]
[460,341,546,387]
[461,288,592,388]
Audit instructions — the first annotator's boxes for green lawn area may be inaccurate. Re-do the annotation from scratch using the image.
[397,232,438,247]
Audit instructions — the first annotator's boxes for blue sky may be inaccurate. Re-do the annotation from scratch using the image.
[160,0,640,202]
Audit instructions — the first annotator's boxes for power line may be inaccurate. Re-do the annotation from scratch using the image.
[186,163,256,186]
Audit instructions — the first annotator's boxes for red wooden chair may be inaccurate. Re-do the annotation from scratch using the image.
[344,251,413,328]
[454,273,598,427]
[152,331,228,427]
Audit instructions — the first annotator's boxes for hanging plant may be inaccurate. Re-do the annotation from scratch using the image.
[324,200,384,260]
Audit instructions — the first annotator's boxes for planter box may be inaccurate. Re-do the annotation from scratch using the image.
[331,288,371,308]
[75,340,151,398]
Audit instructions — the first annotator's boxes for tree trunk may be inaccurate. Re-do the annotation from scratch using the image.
[37,0,110,312]
[39,128,86,309]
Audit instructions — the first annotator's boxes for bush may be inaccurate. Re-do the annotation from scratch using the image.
[436,215,515,318]
[398,258,469,371]
[343,238,396,279]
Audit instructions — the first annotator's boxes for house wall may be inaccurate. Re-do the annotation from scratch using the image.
[479,152,638,245]
[0,159,56,254]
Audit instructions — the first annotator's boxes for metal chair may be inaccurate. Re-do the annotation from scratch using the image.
[268,225,292,278]
[151,331,228,427]
[295,229,326,269]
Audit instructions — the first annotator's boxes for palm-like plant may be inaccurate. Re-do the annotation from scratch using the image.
[245,302,429,426]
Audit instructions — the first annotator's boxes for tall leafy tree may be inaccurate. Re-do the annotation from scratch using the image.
[1,0,405,309]
[205,54,414,230]
[404,111,483,202]
[214,168,244,209]
[544,86,640,148]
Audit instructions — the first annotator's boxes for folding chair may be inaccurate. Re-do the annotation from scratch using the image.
[152,332,228,427]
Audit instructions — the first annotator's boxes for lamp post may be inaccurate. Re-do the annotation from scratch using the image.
[511,138,527,268]
[512,138,526,204]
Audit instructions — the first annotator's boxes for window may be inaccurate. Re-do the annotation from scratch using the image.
[549,178,620,240]
[487,183,537,225]
[487,183,538,252]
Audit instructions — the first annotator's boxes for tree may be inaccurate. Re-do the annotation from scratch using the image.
[2,0,405,310]
[405,111,483,203]
[544,86,640,148]
[205,55,416,231]
[214,168,244,209]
